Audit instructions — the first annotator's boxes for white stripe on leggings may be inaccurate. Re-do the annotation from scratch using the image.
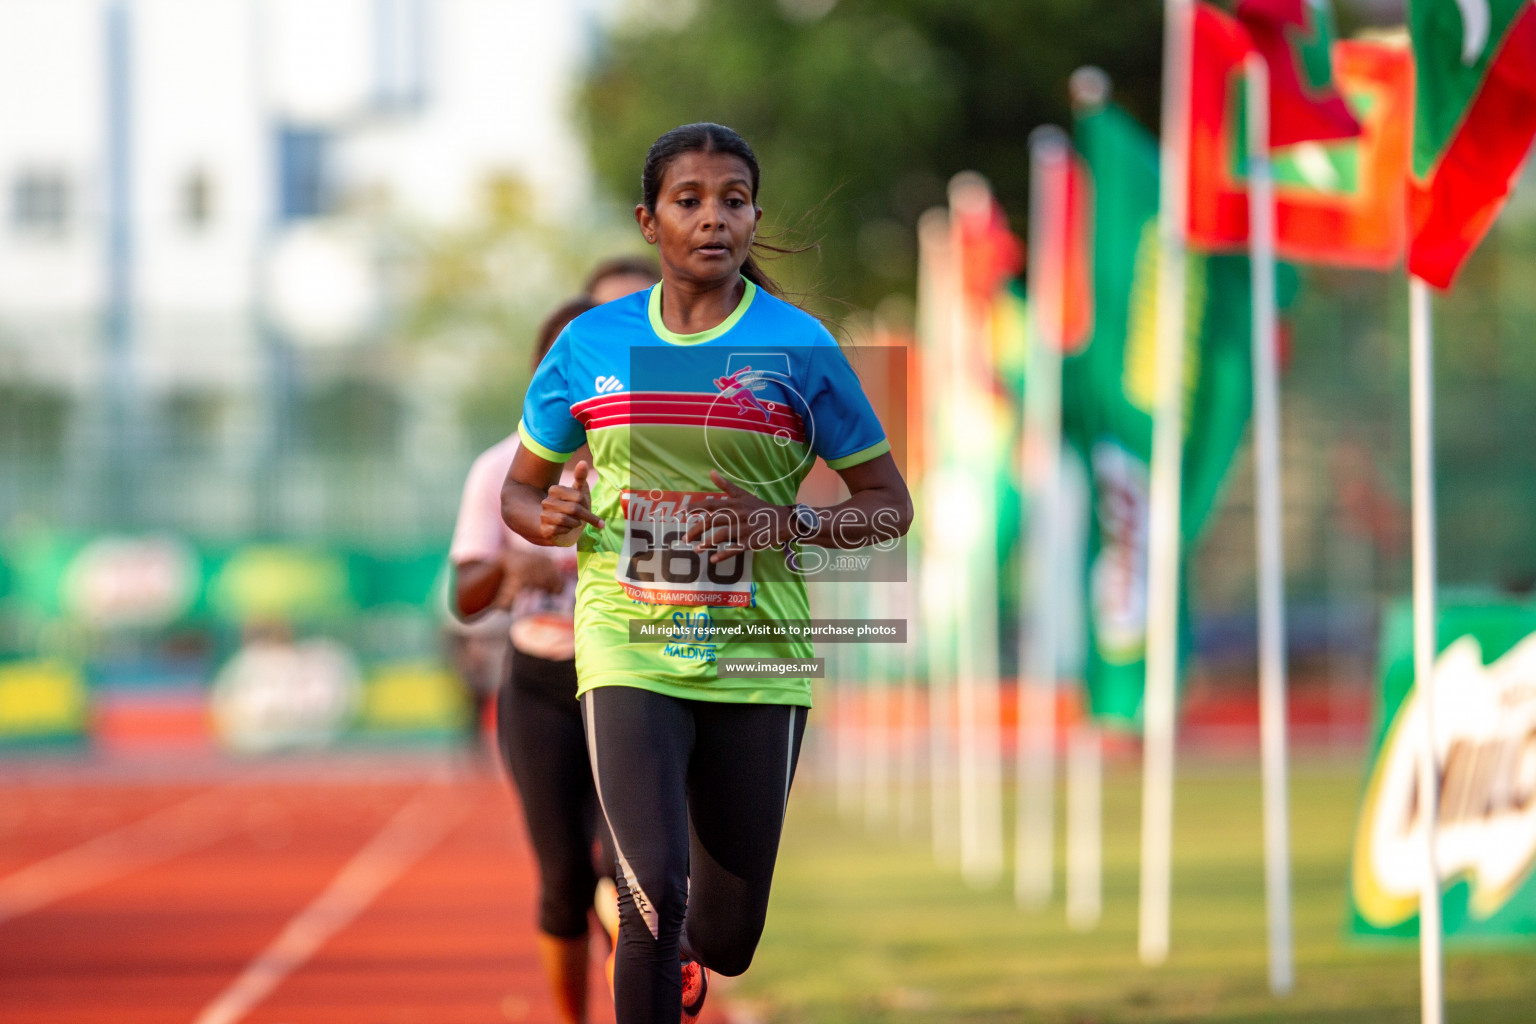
[783,706,798,814]
[582,693,661,940]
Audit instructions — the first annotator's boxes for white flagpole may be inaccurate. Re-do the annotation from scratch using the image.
[1409,275,1444,1024]
[1017,127,1068,908]
[917,207,960,867]
[949,173,1005,889]
[898,569,921,838]
[1066,723,1103,928]
[835,582,861,820]
[940,196,976,878]
[1243,52,1295,997]
[865,578,892,830]
[1065,64,1112,935]
[1140,0,1193,965]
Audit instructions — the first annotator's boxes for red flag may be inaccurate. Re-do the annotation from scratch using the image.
[1025,145,1092,355]
[1060,155,1094,353]
[1234,0,1361,146]
[954,194,1024,307]
[1187,4,1411,268]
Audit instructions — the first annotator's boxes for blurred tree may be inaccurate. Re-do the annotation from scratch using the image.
[579,0,1164,309]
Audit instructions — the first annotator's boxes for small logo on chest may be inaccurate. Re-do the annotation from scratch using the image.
[594,375,625,394]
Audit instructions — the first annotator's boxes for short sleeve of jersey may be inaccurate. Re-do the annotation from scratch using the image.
[805,335,891,470]
[517,329,584,462]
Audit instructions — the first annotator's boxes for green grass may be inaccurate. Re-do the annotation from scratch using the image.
[734,756,1536,1023]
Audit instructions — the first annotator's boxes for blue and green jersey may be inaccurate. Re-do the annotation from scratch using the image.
[518,279,889,706]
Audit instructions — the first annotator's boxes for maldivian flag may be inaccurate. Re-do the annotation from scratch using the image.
[1062,101,1291,730]
[1409,0,1536,289]
[1234,0,1361,146]
[1188,3,1411,268]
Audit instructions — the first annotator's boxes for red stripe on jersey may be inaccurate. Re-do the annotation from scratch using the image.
[582,411,806,443]
[573,390,804,438]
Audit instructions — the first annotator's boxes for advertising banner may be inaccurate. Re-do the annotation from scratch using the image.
[0,531,471,752]
[1351,598,1536,941]
[0,659,89,748]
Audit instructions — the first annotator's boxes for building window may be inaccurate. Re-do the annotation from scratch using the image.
[277,127,333,221]
[12,169,70,236]
[181,169,214,229]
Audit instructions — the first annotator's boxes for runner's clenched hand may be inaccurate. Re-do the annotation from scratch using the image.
[540,460,604,546]
[684,470,784,563]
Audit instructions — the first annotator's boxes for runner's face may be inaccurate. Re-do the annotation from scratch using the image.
[638,151,761,287]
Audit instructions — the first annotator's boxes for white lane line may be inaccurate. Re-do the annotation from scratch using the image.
[191,787,471,1024]
[0,784,243,924]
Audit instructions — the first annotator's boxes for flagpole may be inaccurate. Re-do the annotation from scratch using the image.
[1242,52,1295,998]
[836,582,861,820]
[1017,126,1069,909]
[1408,275,1444,1024]
[1140,0,1193,965]
[865,577,891,831]
[1066,723,1102,928]
[917,207,960,867]
[950,173,1006,890]
[1062,60,1112,933]
[898,570,921,838]
[1065,63,1111,935]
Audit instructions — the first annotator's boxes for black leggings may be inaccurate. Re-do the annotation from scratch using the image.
[581,685,807,1024]
[496,647,615,939]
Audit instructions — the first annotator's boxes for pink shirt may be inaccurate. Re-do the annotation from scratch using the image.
[450,435,579,661]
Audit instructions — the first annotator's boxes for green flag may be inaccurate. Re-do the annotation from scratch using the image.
[1064,102,1295,730]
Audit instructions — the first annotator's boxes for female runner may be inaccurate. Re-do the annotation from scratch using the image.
[502,122,912,1024]
[451,263,655,1024]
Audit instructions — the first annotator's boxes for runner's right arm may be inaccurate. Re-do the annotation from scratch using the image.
[503,450,603,547]
[500,325,606,547]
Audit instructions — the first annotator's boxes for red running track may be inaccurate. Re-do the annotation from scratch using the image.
[0,758,730,1024]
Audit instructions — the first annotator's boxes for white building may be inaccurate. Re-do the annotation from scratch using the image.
[0,0,607,539]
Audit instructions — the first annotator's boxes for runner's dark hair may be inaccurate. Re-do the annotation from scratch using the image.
[582,255,660,295]
[534,295,598,365]
[640,122,817,301]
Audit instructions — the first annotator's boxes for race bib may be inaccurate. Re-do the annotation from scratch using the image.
[616,490,754,607]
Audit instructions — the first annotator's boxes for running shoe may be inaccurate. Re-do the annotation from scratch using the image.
[680,957,709,1024]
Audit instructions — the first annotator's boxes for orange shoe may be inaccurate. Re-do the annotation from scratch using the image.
[680,957,709,1024]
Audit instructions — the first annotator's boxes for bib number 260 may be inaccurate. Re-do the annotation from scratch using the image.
[617,522,753,607]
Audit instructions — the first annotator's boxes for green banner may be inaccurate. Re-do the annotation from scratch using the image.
[1350,597,1536,941]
